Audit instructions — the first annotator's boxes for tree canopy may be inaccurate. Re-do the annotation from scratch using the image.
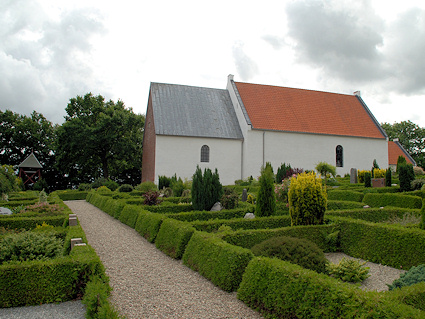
[55,93,145,185]
[381,120,425,168]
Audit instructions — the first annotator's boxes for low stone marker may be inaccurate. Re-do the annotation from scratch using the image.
[69,215,78,226]
[241,189,248,202]
[244,212,255,219]
[350,168,358,184]
[372,178,385,188]
[210,202,223,211]
[0,207,13,215]
[71,238,83,250]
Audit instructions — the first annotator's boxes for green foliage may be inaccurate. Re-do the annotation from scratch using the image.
[155,219,195,259]
[237,257,423,319]
[0,232,63,264]
[191,166,223,211]
[420,199,425,230]
[143,190,162,206]
[134,181,158,193]
[397,155,407,173]
[0,165,21,194]
[78,183,92,191]
[38,190,48,203]
[118,184,133,192]
[256,162,276,217]
[288,172,327,226]
[326,200,365,210]
[363,193,422,209]
[364,171,372,187]
[326,207,420,224]
[315,161,336,185]
[134,212,164,242]
[220,187,239,209]
[171,177,185,197]
[33,178,49,192]
[373,168,386,178]
[327,257,370,283]
[386,282,425,312]
[168,208,247,222]
[411,178,425,190]
[327,190,364,202]
[388,264,425,290]
[276,163,291,183]
[251,236,328,273]
[55,190,89,201]
[118,205,144,228]
[386,168,392,187]
[399,164,415,192]
[182,231,254,292]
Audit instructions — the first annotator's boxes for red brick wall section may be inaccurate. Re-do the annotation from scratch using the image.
[141,94,156,182]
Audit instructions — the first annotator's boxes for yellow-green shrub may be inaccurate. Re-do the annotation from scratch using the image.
[373,168,386,178]
[288,172,327,226]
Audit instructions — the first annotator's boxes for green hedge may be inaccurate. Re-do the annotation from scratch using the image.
[219,224,336,251]
[63,225,88,255]
[155,219,195,259]
[327,190,364,202]
[386,282,425,312]
[363,193,423,209]
[0,199,38,207]
[119,205,146,228]
[143,203,193,214]
[334,216,425,269]
[104,199,126,219]
[55,190,89,201]
[167,208,247,222]
[0,245,104,308]
[326,200,365,210]
[134,212,165,242]
[191,215,292,233]
[326,207,420,223]
[0,215,68,230]
[237,257,424,318]
[182,231,254,292]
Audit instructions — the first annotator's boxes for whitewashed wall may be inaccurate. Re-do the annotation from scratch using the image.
[242,130,389,178]
[155,135,243,186]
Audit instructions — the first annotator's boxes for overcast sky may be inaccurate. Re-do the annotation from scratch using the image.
[1,0,425,128]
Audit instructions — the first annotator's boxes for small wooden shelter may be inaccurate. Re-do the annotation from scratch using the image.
[18,153,43,185]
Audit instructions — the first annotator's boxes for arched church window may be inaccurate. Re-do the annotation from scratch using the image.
[336,145,343,167]
[201,145,209,162]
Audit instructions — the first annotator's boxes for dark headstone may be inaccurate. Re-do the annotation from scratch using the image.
[350,168,358,184]
[241,189,248,202]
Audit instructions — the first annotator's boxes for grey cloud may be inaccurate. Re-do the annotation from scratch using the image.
[0,0,106,123]
[285,0,386,82]
[262,35,288,50]
[232,42,259,81]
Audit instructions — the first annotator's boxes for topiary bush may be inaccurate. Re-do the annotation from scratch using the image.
[251,236,328,273]
[288,172,327,226]
[388,264,425,290]
[118,184,134,192]
[134,181,158,193]
[327,257,370,283]
[256,162,276,217]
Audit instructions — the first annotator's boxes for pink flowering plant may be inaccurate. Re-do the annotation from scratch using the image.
[274,177,293,203]
[18,202,65,216]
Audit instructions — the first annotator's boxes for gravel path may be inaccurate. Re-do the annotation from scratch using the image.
[65,200,263,319]
[0,300,85,319]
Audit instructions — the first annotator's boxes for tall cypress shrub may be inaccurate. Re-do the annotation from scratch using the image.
[385,168,392,187]
[364,171,372,188]
[396,155,407,173]
[191,166,223,211]
[191,166,204,210]
[211,168,223,208]
[256,162,276,217]
[399,164,415,192]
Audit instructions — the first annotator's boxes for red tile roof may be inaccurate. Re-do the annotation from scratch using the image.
[388,141,415,165]
[235,82,386,139]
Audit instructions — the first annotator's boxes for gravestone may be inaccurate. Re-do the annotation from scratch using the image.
[244,212,255,219]
[241,189,248,202]
[350,168,358,184]
[210,202,223,211]
[0,207,12,215]
[71,238,83,250]
[69,216,78,226]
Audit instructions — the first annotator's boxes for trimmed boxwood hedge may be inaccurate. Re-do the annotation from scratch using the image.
[386,282,425,312]
[326,200,365,210]
[119,205,146,228]
[55,190,89,201]
[155,219,195,259]
[363,193,423,209]
[327,190,364,202]
[167,208,247,222]
[333,216,425,269]
[143,203,193,214]
[326,207,420,223]
[182,231,254,292]
[0,215,68,230]
[0,245,104,308]
[191,215,292,233]
[134,212,165,242]
[237,257,424,318]
[219,224,336,251]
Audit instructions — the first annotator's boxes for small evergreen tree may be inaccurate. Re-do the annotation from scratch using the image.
[397,155,407,173]
[256,162,276,217]
[399,164,415,192]
[191,166,204,210]
[315,162,336,186]
[191,166,223,211]
[364,171,372,188]
[385,168,392,187]
[276,163,291,183]
[288,172,327,226]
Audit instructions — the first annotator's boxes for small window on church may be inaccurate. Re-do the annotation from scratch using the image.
[201,145,209,162]
[336,145,343,167]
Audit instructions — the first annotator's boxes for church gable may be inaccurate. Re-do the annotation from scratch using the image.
[234,81,387,139]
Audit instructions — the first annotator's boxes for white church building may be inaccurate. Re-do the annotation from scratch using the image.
[142,75,392,185]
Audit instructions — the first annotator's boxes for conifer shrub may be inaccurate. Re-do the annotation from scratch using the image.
[397,155,407,173]
[251,236,328,273]
[134,181,158,193]
[288,172,327,226]
[276,163,291,183]
[399,164,415,192]
[364,171,372,187]
[220,187,239,209]
[388,264,425,290]
[256,162,276,217]
[386,167,392,187]
[191,166,223,211]
[327,257,370,283]
[118,184,133,192]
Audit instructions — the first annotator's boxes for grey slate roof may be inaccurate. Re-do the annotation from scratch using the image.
[18,153,42,168]
[150,83,243,140]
